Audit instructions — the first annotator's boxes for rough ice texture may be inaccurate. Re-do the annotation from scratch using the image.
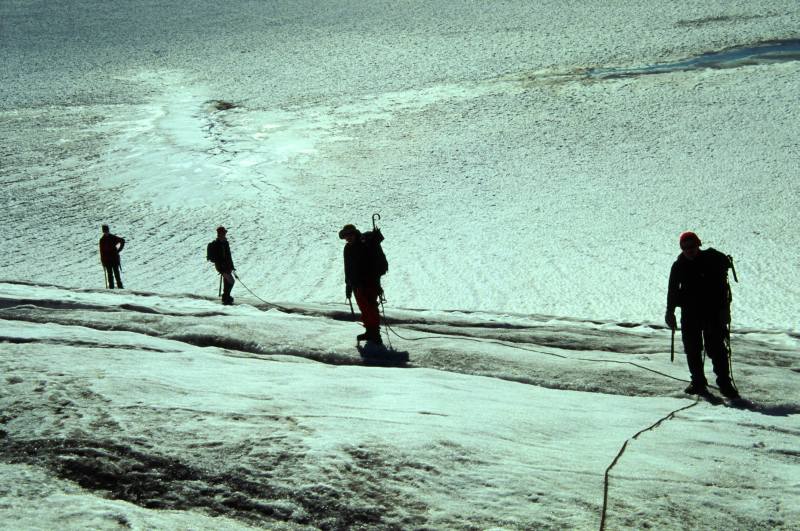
[1,1,799,528]
[1,283,798,529]
[1,0,798,332]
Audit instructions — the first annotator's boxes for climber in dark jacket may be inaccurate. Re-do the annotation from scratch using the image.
[666,231,739,399]
[340,223,383,344]
[99,224,125,289]
[207,226,235,305]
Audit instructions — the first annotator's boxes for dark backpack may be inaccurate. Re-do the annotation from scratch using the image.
[724,253,738,303]
[362,229,388,277]
[714,251,737,323]
[206,240,219,263]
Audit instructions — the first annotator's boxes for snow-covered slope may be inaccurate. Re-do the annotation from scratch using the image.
[1,1,799,331]
[1,282,798,529]
[2,1,799,528]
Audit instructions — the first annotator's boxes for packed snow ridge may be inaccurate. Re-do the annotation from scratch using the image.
[1,282,798,529]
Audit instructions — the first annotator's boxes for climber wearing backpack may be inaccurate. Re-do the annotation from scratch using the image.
[99,224,125,289]
[339,223,388,344]
[665,231,740,399]
[207,226,236,305]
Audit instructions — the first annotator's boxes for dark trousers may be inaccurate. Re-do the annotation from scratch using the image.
[221,272,235,303]
[680,311,732,389]
[104,264,123,289]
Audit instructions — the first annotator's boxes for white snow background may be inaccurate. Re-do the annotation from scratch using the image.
[1,1,799,529]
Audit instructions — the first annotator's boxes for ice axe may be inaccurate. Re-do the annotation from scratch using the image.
[371,212,386,304]
[670,327,675,363]
[727,254,738,283]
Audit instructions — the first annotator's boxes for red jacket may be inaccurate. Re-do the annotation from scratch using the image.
[99,233,125,266]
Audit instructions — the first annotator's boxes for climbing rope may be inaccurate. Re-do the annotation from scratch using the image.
[725,325,739,393]
[231,272,291,313]
[231,276,697,389]
[599,401,699,531]
[378,303,690,384]
[376,300,712,531]
[221,275,725,530]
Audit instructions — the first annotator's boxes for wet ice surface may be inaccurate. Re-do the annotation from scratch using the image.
[1,282,798,529]
[1,1,800,332]
[586,39,800,78]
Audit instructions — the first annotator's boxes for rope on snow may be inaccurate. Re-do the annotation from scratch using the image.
[599,401,699,531]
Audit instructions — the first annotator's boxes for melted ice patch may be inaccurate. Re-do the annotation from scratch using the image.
[96,72,521,207]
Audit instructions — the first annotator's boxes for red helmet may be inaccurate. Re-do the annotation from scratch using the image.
[679,231,701,247]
